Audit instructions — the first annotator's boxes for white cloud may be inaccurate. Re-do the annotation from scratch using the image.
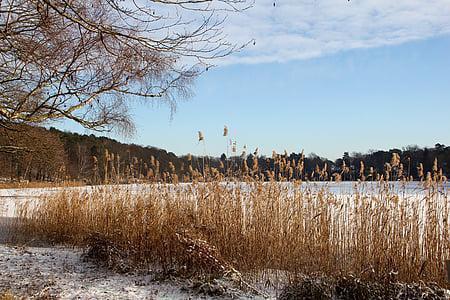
[217,0,450,65]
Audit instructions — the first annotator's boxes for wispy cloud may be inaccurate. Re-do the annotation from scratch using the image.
[218,0,450,64]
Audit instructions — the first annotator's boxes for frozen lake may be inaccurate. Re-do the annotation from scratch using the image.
[1,181,448,219]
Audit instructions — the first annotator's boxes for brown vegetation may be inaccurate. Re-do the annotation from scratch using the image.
[0,126,66,182]
[15,178,450,287]
[0,180,83,190]
[0,291,15,300]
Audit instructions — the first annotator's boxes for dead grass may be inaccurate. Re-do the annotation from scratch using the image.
[14,180,450,287]
[0,291,15,300]
[0,181,84,190]
[279,275,448,300]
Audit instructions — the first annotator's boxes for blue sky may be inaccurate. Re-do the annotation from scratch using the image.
[58,1,450,160]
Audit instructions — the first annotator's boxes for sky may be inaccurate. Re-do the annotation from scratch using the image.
[58,0,450,160]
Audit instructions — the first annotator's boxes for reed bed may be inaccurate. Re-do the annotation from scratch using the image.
[15,180,450,286]
[0,180,84,190]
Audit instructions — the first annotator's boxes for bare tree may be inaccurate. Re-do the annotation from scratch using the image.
[76,142,88,179]
[0,125,66,180]
[0,0,250,135]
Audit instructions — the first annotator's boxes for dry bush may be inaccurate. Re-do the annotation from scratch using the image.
[279,275,448,300]
[0,291,15,300]
[15,180,450,286]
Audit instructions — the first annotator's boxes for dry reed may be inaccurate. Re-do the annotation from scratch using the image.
[0,181,84,190]
[14,179,450,287]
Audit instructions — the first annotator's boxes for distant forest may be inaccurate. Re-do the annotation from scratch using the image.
[0,125,448,183]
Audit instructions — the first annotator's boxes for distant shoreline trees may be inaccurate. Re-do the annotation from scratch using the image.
[1,126,448,184]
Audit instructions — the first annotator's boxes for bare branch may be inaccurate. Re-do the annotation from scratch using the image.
[0,0,250,133]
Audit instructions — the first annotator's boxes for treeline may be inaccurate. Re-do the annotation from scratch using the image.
[0,125,449,183]
[207,146,448,182]
[0,125,187,183]
[0,125,66,181]
[57,128,186,183]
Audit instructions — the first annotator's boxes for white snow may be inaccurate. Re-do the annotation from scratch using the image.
[0,244,269,299]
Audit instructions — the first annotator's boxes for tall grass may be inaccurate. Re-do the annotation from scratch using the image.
[0,180,84,189]
[15,180,450,286]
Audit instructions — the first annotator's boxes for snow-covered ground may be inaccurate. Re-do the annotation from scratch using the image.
[0,244,267,299]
